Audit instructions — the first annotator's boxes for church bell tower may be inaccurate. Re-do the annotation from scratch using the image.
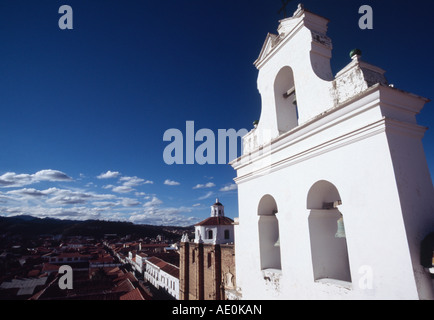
[231,4,434,300]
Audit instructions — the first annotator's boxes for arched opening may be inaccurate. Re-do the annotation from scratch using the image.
[307,181,352,284]
[274,66,298,134]
[208,230,213,240]
[258,195,281,271]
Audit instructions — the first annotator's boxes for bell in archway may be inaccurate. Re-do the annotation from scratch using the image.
[335,216,346,238]
[274,235,280,247]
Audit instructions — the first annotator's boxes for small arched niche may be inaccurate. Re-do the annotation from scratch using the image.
[258,195,282,271]
[274,66,299,134]
[307,181,352,284]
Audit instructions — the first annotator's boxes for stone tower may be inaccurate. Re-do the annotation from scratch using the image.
[179,199,237,300]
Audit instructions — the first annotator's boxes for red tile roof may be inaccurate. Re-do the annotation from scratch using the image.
[89,255,115,264]
[120,288,145,300]
[114,272,137,285]
[107,267,121,275]
[42,263,60,272]
[146,257,179,278]
[27,269,40,278]
[112,279,135,293]
[194,216,234,226]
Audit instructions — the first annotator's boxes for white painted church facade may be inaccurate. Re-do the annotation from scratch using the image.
[231,4,434,300]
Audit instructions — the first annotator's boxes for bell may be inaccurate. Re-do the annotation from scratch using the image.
[274,235,280,247]
[335,216,346,238]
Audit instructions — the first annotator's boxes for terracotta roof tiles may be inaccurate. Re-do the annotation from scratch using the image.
[146,257,179,278]
[194,216,234,226]
[120,288,145,300]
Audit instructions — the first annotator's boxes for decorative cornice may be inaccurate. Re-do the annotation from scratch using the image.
[233,82,428,185]
[233,118,387,185]
[234,116,427,185]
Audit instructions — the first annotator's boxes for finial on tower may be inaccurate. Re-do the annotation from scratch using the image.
[350,48,362,60]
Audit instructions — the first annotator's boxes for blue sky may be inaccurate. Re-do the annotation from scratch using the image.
[0,0,433,226]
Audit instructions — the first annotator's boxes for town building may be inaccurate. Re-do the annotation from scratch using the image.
[230,4,434,300]
[0,237,150,300]
[179,199,238,300]
[144,256,179,300]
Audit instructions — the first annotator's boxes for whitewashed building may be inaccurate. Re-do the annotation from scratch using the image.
[135,252,148,274]
[230,4,434,300]
[144,257,179,300]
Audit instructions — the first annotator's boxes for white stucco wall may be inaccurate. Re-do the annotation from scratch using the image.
[234,113,433,299]
[195,225,234,245]
[231,5,434,300]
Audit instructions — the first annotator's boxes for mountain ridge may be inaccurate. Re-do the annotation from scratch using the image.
[0,214,193,240]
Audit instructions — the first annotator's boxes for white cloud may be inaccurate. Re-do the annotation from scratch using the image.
[47,195,89,205]
[193,182,215,189]
[0,170,72,188]
[33,170,72,182]
[119,176,153,187]
[0,182,156,223]
[220,184,238,192]
[97,170,120,179]
[164,179,180,186]
[103,176,153,194]
[198,191,214,200]
[92,197,140,208]
[120,198,141,207]
[0,205,103,221]
[0,169,203,226]
[129,201,198,227]
[0,172,33,187]
[144,196,163,207]
[7,188,56,197]
[45,188,115,206]
[5,187,115,206]
[129,193,191,226]
[91,201,118,207]
[112,186,134,194]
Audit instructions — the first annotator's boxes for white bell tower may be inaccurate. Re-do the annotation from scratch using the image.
[211,198,225,217]
[232,4,434,300]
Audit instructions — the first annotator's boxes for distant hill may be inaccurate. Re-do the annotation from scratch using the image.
[0,215,193,241]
